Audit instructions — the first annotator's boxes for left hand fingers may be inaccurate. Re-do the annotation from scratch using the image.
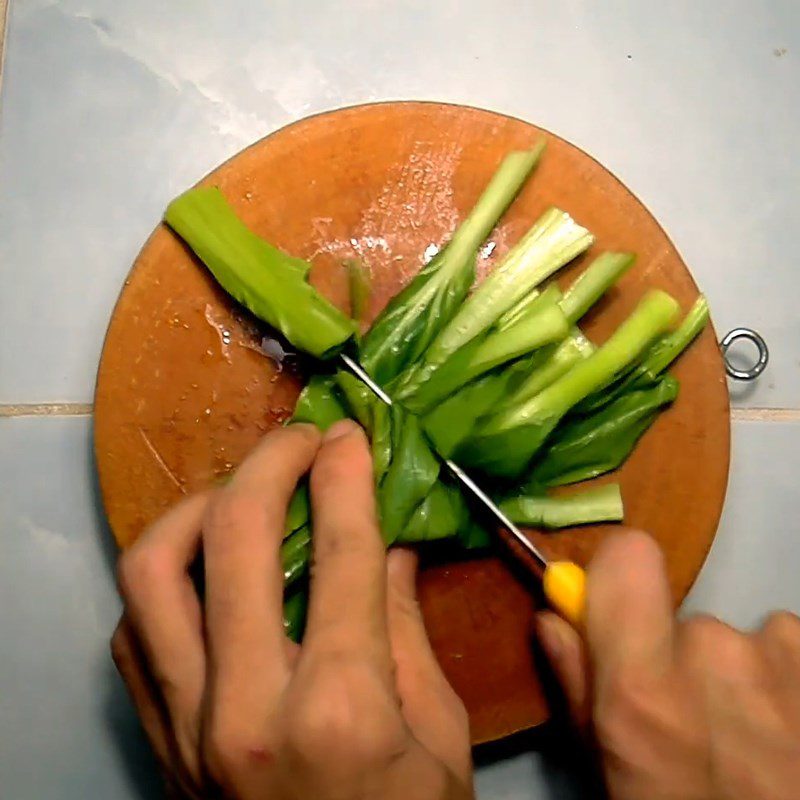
[303,420,391,669]
[202,424,322,731]
[385,549,472,783]
[117,492,210,780]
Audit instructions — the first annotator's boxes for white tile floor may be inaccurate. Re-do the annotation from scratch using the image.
[1,2,798,798]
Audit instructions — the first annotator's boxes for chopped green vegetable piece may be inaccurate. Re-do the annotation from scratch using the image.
[378,408,441,543]
[500,483,623,528]
[575,295,709,415]
[283,588,308,642]
[282,526,311,589]
[359,147,544,385]
[458,290,680,477]
[530,375,679,486]
[559,252,635,323]
[398,207,594,397]
[371,402,394,484]
[347,259,371,325]
[402,481,469,542]
[402,296,569,414]
[498,331,594,410]
[335,370,376,431]
[165,187,355,358]
[284,481,310,539]
[291,374,346,430]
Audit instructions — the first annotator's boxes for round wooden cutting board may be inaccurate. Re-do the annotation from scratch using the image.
[94,102,730,744]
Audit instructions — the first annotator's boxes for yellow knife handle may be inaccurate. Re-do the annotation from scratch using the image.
[542,561,586,627]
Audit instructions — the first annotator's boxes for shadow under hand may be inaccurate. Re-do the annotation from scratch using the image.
[102,659,165,799]
[473,634,608,799]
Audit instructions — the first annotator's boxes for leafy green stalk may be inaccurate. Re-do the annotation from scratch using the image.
[377,408,441,543]
[396,207,594,397]
[457,290,680,477]
[282,526,311,588]
[165,187,355,358]
[347,260,371,326]
[402,298,568,414]
[499,483,623,528]
[498,331,594,410]
[530,376,679,486]
[638,294,709,376]
[574,295,709,415]
[359,147,544,384]
[559,252,635,323]
[291,374,347,431]
[335,370,376,431]
[283,589,308,642]
[422,355,533,457]
[402,481,470,542]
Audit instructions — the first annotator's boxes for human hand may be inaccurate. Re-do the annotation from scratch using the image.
[537,531,800,800]
[111,420,472,799]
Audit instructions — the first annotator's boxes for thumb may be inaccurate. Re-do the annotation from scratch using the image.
[536,611,590,729]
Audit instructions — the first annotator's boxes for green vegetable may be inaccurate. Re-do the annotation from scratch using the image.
[335,370,376,431]
[559,252,635,323]
[403,481,469,542]
[575,295,709,415]
[458,290,680,477]
[291,374,347,431]
[284,482,310,538]
[282,525,311,589]
[397,207,594,397]
[530,375,679,486]
[165,187,355,358]
[377,407,441,543]
[500,483,623,528]
[347,260,371,325]
[498,331,594,410]
[283,589,308,642]
[401,290,569,414]
[359,147,545,385]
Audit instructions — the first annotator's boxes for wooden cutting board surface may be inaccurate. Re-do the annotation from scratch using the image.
[94,102,730,744]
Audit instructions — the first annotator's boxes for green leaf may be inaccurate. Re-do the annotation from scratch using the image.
[398,207,594,397]
[347,259,371,325]
[291,374,346,431]
[284,481,310,539]
[282,525,311,589]
[400,481,469,542]
[283,588,308,642]
[457,290,680,478]
[378,408,440,544]
[165,187,355,358]
[402,298,568,414]
[335,370,376,431]
[531,376,679,486]
[499,483,624,528]
[359,148,544,385]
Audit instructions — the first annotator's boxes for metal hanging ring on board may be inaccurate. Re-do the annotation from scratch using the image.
[720,328,769,381]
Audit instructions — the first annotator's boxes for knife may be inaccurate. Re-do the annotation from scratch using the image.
[340,354,587,627]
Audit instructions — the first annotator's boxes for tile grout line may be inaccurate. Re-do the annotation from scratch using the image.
[0,403,799,421]
[0,0,7,95]
[0,403,94,417]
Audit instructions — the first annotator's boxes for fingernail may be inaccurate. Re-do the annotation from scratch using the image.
[323,418,360,442]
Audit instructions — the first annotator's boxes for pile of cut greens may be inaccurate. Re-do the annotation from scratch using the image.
[165,142,709,638]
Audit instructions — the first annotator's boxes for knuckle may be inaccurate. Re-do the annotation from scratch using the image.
[117,542,171,600]
[287,667,404,766]
[204,490,263,541]
[761,611,800,645]
[594,668,660,747]
[680,615,760,677]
